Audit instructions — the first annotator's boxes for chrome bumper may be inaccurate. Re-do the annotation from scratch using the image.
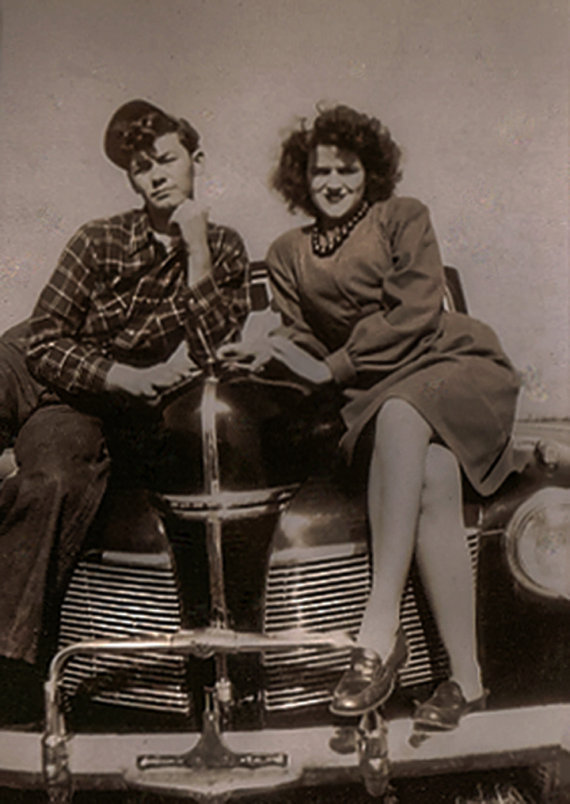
[1,704,568,801]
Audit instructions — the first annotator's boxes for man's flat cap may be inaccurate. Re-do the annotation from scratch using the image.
[104,99,178,169]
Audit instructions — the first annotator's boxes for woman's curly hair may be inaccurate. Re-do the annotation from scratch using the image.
[272,105,402,217]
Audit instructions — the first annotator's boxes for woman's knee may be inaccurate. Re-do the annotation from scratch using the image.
[420,444,463,518]
[373,398,432,451]
[374,398,411,438]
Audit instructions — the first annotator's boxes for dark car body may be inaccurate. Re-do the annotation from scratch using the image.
[0,264,568,802]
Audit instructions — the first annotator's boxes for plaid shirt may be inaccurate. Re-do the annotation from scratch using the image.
[27,208,250,395]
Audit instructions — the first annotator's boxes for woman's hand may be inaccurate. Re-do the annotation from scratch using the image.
[217,307,281,371]
[268,336,332,384]
[105,342,199,398]
[217,338,273,372]
[218,332,332,385]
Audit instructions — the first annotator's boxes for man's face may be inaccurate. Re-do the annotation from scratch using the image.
[129,132,195,213]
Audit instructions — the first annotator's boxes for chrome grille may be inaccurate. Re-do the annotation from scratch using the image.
[58,554,191,715]
[263,533,479,711]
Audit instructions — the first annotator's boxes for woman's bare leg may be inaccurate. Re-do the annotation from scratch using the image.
[415,444,484,701]
[358,397,432,658]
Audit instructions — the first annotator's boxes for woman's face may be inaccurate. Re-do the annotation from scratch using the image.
[307,144,366,225]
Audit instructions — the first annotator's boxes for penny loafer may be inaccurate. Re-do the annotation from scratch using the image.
[330,628,408,716]
[413,680,488,731]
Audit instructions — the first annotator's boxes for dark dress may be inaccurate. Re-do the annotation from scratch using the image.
[265,196,523,495]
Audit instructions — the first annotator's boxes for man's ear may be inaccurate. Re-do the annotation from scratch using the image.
[193,150,206,176]
[127,172,143,195]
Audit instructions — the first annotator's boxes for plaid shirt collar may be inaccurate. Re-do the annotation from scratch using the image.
[127,207,160,258]
[126,207,192,261]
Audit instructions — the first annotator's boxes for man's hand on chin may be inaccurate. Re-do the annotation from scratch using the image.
[170,198,212,285]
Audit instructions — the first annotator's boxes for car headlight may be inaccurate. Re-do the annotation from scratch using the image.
[504,487,570,601]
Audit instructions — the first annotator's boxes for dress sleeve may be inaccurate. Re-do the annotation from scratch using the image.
[325,199,445,385]
[266,236,330,360]
[26,225,113,395]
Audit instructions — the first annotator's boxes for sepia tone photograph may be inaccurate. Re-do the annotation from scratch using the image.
[0,1,568,801]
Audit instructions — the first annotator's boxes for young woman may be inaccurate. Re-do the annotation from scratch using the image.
[226,105,523,728]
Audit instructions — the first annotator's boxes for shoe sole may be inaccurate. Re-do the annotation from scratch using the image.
[412,717,458,732]
[329,634,410,718]
[413,696,488,732]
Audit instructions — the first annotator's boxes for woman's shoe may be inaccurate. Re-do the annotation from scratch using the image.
[330,628,408,717]
[413,680,488,731]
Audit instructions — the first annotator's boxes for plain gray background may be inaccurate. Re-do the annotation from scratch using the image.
[0,0,567,420]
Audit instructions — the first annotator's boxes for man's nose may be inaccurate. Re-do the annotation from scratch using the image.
[150,165,166,186]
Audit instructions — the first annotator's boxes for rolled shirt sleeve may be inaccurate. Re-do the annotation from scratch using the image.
[27,225,114,395]
[27,214,250,396]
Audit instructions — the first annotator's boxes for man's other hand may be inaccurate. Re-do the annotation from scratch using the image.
[105,342,199,398]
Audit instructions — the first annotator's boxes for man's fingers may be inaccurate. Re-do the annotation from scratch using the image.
[170,198,195,222]
[218,346,251,361]
[165,343,199,374]
[191,176,211,216]
[249,355,270,372]
[217,346,239,359]
[170,197,209,227]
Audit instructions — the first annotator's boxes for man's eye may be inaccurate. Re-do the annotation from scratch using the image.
[158,155,176,164]
[131,161,150,175]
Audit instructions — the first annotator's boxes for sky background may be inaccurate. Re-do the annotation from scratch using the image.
[0,0,567,418]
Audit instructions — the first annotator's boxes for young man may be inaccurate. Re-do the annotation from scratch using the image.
[0,100,250,691]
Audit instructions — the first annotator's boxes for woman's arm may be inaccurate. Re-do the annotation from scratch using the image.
[325,199,445,385]
[266,236,330,360]
[218,236,331,382]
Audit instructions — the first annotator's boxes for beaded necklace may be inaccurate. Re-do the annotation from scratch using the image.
[311,200,370,257]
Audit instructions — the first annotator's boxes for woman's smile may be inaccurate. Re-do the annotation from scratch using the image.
[307,144,366,225]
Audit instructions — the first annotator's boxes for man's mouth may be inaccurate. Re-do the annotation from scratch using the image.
[151,188,173,200]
